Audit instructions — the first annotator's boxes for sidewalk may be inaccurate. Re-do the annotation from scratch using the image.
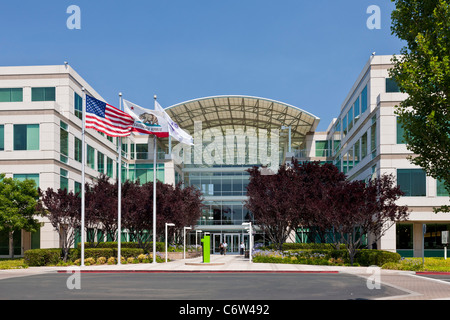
[1,254,450,300]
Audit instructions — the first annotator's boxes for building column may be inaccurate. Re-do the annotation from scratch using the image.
[379,222,396,252]
[413,223,425,257]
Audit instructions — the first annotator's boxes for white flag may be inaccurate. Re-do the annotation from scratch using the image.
[123,99,169,138]
[155,101,194,145]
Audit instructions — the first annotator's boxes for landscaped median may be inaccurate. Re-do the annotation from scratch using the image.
[252,246,401,267]
[252,244,450,271]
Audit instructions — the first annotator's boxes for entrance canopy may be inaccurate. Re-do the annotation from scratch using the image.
[165,95,320,149]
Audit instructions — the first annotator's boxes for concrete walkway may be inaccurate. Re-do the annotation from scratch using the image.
[1,254,450,300]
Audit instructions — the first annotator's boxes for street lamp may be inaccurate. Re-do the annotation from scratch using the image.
[183,226,192,260]
[165,223,175,263]
[242,222,253,263]
[195,230,203,251]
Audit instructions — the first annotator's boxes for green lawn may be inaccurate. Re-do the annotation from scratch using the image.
[0,258,28,270]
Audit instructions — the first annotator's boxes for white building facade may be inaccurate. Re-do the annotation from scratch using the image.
[1,57,449,257]
[305,55,450,257]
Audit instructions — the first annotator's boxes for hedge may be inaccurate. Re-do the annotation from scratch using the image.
[24,247,145,266]
[24,249,62,267]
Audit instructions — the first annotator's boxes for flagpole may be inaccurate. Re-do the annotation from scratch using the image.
[81,87,86,267]
[117,92,123,265]
[153,95,157,264]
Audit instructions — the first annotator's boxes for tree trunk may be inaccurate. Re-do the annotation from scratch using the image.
[9,231,14,259]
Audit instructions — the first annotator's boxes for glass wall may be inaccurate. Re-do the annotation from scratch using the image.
[128,163,165,184]
[185,170,250,197]
[199,200,252,226]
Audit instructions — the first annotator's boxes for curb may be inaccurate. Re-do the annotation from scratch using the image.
[416,271,450,275]
[56,270,340,274]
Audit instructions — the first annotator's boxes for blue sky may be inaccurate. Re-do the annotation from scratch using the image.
[0,0,404,131]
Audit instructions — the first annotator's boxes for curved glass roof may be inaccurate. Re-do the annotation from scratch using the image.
[165,95,320,149]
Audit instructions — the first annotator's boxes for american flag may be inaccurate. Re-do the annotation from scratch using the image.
[85,95,134,137]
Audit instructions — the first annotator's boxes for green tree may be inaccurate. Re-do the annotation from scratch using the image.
[0,174,41,258]
[390,0,450,212]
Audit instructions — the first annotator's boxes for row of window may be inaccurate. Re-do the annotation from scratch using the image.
[331,78,400,154]
[0,87,56,103]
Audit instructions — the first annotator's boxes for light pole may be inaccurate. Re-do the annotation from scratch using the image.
[183,226,192,260]
[195,230,203,251]
[165,223,175,263]
[242,222,253,263]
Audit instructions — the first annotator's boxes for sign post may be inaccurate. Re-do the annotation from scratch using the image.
[442,231,449,260]
[422,224,426,266]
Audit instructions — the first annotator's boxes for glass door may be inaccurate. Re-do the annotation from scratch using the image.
[224,234,240,254]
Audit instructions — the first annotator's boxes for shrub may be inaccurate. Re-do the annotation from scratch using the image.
[127,257,136,264]
[84,257,96,266]
[107,257,116,265]
[79,241,165,252]
[252,248,401,267]
[355,250,401,266]
[96,257,107,264]
[24,249,62,266]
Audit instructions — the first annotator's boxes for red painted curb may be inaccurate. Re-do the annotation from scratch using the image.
[57,270,339,274]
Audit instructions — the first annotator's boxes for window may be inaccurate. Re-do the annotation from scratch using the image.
[74,137,82,162]
[370,120,377,152]
[14,124,39,150]
[97,151,105,173]
[354,97,360,123]
[386,78,400,93]
[361,85,368,114]
[87,145,95,169]
[354,140,360,166]
[437,179,449,197]
[342,115,348,137]
[60,168,69,191]
[106,157,113,178]
[31,87,56,101]
[397,169,426,196]
[396,117,406,144]
[347,106,354,132]
[361,132,367,159]
[60,121,69,163]
[13,174,39,188]
[0,125,4,151]
[396,224,413,249]
[74,92,83,120]
[75,181,81,195]
[315,140,328,157]
[136,143,148,159]
[0,88,23,102]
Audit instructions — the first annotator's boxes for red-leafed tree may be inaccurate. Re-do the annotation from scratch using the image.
[315,175,409,265]
[159,183,204,244]
[85,174,119,245]
[37,188,81,262]
[121,179,155,251]
[245,164,301,250]
[290,160,347,244]
[121,180,203,250]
